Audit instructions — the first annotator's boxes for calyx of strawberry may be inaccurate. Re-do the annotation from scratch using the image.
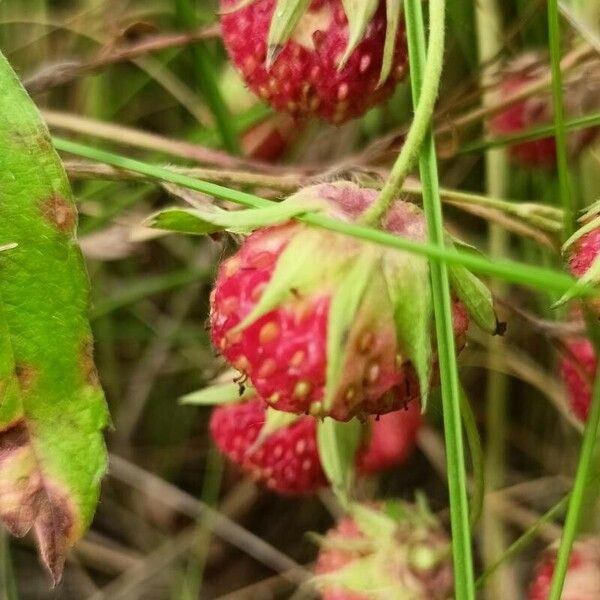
[313,499,453,599]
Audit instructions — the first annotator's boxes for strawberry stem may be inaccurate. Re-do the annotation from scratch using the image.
[358,0,446,227]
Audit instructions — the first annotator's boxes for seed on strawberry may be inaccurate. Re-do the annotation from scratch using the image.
[314,501,453,599]
[560,338,596,422]
[210,397,421,494]
[219,0,408,123]
[529,537,600,600]
[210,182,475,421]
[489,53,598,169]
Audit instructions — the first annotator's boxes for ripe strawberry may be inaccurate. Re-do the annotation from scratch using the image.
[529,537,600,600]
[210,397,421,494]
[219,0,408,123]
[314,501,453,599]
[560,338,596,422]
[210,182,477,421]
[489,53,598,169]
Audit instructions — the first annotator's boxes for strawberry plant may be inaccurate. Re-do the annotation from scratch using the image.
[2,0,600,598]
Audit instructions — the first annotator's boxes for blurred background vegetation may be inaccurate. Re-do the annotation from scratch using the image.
[1,0,600,597]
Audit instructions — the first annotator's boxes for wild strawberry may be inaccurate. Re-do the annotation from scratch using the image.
[567,228,600,281]
[489,53,598,169]
[219,0,408,123]
[210,397,421,494]
[560,338,596,422]
[529,537,600,600]
[210,182,486,421]
[314,501,453,599]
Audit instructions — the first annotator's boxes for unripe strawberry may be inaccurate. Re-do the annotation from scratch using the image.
[559,338,596,422]
[489,53,598,169]
[210,397,421,494]
[220,0,408,123]
[529,537,600,600]
[210,182,477,421]
[314,501,453,599]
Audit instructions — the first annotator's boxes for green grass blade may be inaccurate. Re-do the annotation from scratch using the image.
[51,136,586,296]
[548,360,600,600]
[548,0,575,237]
[403,0,475,597]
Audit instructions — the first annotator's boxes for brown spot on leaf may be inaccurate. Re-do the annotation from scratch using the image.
[0,419,29,462]
[0,420,77,584]
[81,338,100,387]
[15,363,37,392]
[41,194,77,234]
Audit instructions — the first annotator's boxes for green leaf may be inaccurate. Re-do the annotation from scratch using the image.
[553,253,600,308]
[324,250,379,412]
[0,52,108,583]
[339,0,379,69]
[148,200,319,236]
[180,383,256,405]
[267,0,312,67]
[316,418,362,505]
[459,387,484,527]
[449,264,498,335]
[379,0,403,85]
[383,252,432,409]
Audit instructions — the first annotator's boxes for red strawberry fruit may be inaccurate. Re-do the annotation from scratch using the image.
[529,537,600,600]
[210,397,421,495]
[560,338,596,422]
[567,228,600,281]
[219,0,408,123]
[489,53,598,169]
[314,501,453,599]
[210,182,485,421]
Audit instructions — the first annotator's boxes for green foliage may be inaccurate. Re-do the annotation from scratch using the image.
[0,51,108,583]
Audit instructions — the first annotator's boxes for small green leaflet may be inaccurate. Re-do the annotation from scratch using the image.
[180,382,256,405]
[349,502,396,540]
[267,0,312,67]
[383,252,432,409]
[379,0,403,85]
[324,250,379,412]
[553,253,600,308]
[0,51,108,583]
[460,386,484,527]
[339,0,379,69]
[248,408,301,454]
[316,418,362,505]
[148,200,319,236]
[562,214,600,254]
[449,264,498,335]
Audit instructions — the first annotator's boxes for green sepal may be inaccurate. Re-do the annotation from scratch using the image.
[316,418,363,506]
[267,0,312,67]
[349,502,397,540]
[378,0,403,85]
[180,382,256,406]
[147,200,319,236]
[339,0,379,70]
[0,243,17,253]
[459,387,484,527]
[232,229,345,333]
[552,254,600,308]
[324,250,379,412]
[248,408,301,454]
[383,252,432,410]
[579,199,600,222]
[449,263,498,334]
[312,553,403,600]
[562,214,600,255]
